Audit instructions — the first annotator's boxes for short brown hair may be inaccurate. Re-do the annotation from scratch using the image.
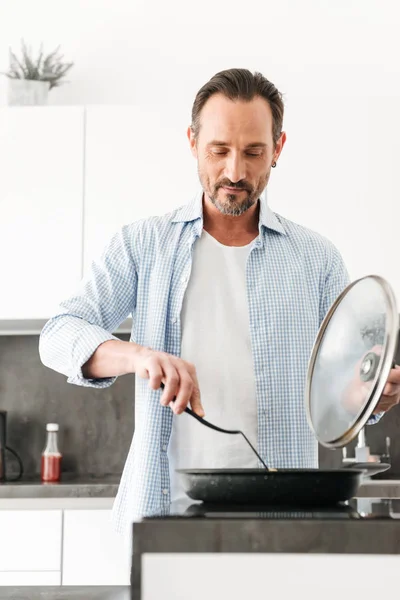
[191,68,284,147]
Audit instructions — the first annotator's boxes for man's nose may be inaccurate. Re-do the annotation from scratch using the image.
[224,153,246,183]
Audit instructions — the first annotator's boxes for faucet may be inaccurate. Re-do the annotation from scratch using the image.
[381,436,391,464]
[342,428,391,464]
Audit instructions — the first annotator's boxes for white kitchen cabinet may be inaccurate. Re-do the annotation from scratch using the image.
[83,105,198,273]
[0,107,84,319]
[0,509,62,572]
[142,553,400,600]
[62,509,131,585]
[0,571,61,585]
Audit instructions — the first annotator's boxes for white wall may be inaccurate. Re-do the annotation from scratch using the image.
[1,0,399,108]
[1,0,400,299]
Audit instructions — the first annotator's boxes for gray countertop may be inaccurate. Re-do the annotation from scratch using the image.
[1,475,399,501]
[133,508,400,555]
[0,475,119,498]
[0,586,130,600]
[130,496,400,598]
[1,475,399,502]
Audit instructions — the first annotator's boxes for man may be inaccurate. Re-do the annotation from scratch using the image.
[39,68,400,534]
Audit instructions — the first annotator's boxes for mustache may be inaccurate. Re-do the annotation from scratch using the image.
[217,181,252,192]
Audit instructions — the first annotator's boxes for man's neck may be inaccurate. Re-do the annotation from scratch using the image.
[202,194,260,247]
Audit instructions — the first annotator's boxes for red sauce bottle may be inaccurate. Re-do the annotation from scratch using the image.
[41,423,62,483]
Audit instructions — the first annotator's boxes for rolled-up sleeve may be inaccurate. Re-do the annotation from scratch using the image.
[39,224,138,388]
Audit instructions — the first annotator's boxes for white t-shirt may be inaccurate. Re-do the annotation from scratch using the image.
[168,229,258,503]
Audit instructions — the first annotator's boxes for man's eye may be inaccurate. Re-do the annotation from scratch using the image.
[212,150,262,156]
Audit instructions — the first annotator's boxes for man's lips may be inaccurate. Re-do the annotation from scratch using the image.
[222,186,247,192]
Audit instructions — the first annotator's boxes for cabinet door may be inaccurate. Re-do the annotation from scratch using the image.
[0,509,62,571]
[83,106,198,273]
[0,571,61,585]
[62,509,131,585]
[0,107,84,319]
[142,553,400,600]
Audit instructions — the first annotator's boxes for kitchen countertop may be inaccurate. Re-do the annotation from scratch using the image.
[2,474,399,500]
[131,495,400,598]
[0,475,119,499]
[0,586,130,600]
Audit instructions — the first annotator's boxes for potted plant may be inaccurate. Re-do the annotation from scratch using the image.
[1,39,74,106]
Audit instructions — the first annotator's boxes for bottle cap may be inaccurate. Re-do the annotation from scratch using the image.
[46,423,59,432]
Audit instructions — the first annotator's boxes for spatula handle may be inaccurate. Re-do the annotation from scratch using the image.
[159,383,269,470]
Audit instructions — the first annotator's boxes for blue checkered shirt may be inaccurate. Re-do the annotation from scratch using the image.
[39,188,364,533]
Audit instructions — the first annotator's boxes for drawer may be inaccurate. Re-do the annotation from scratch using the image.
[0,510,62,571]
[62,509,130,585]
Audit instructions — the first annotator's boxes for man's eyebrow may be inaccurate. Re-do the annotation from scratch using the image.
[207,140,268,148]
[245,142,268,148]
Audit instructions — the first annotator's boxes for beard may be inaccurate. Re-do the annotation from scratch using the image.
[198,167,271,217]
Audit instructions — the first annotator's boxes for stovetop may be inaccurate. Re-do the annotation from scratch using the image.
[146,497,400,520]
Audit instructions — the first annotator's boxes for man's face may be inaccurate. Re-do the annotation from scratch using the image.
[188,94,285,216]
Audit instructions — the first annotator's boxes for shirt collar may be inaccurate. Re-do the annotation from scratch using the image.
[171,188,287,236]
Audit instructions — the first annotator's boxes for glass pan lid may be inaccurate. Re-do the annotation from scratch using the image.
[305,275,398,448]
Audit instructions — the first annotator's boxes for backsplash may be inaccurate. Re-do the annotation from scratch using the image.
[0,334,134,479]
[1,335,399,480]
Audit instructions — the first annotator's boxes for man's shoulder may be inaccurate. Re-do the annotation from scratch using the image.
[123,205,185,234]
[126,205,185,229]
[274,212,341,259]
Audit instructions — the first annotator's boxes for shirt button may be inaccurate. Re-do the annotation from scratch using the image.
[181,275,188,283]
[171,317,177,324]
[162,444,167,452]
[162,488,169,495]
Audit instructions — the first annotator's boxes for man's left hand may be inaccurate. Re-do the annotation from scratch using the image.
[342,346,400,416]
[374,365,400,414]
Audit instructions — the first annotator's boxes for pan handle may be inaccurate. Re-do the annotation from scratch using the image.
[159,383,270,470]
[342,461,391,476]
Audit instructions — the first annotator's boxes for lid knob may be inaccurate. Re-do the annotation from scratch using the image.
[360,351,380,382]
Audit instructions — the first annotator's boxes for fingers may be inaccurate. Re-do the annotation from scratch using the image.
[386,366,400,385]
[147,358,164,391]
[160,363,180,407]
[383,382,400,397]
[173,372,193,415]
[160,359,203,417]
[374,394,400,414]
[138,348,201,416]
[187,367,204,417]
[372,367,400,413]
[189,385,204,417]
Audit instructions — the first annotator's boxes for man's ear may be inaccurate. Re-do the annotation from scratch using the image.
[187,126,198,158]
[273,131,287,164]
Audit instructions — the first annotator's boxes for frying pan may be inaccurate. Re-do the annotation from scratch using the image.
[173,405,390,506]
[169,275,398,506]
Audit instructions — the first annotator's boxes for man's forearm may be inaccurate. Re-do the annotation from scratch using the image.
[82,339,141,379]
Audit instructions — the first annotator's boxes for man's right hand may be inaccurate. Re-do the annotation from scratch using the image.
[132,346,204,417]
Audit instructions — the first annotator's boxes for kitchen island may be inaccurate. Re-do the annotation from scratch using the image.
[132,496,400,600]
[0,586,129,599]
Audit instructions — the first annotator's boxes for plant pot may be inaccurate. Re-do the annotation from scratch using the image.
[7,79,50,106]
